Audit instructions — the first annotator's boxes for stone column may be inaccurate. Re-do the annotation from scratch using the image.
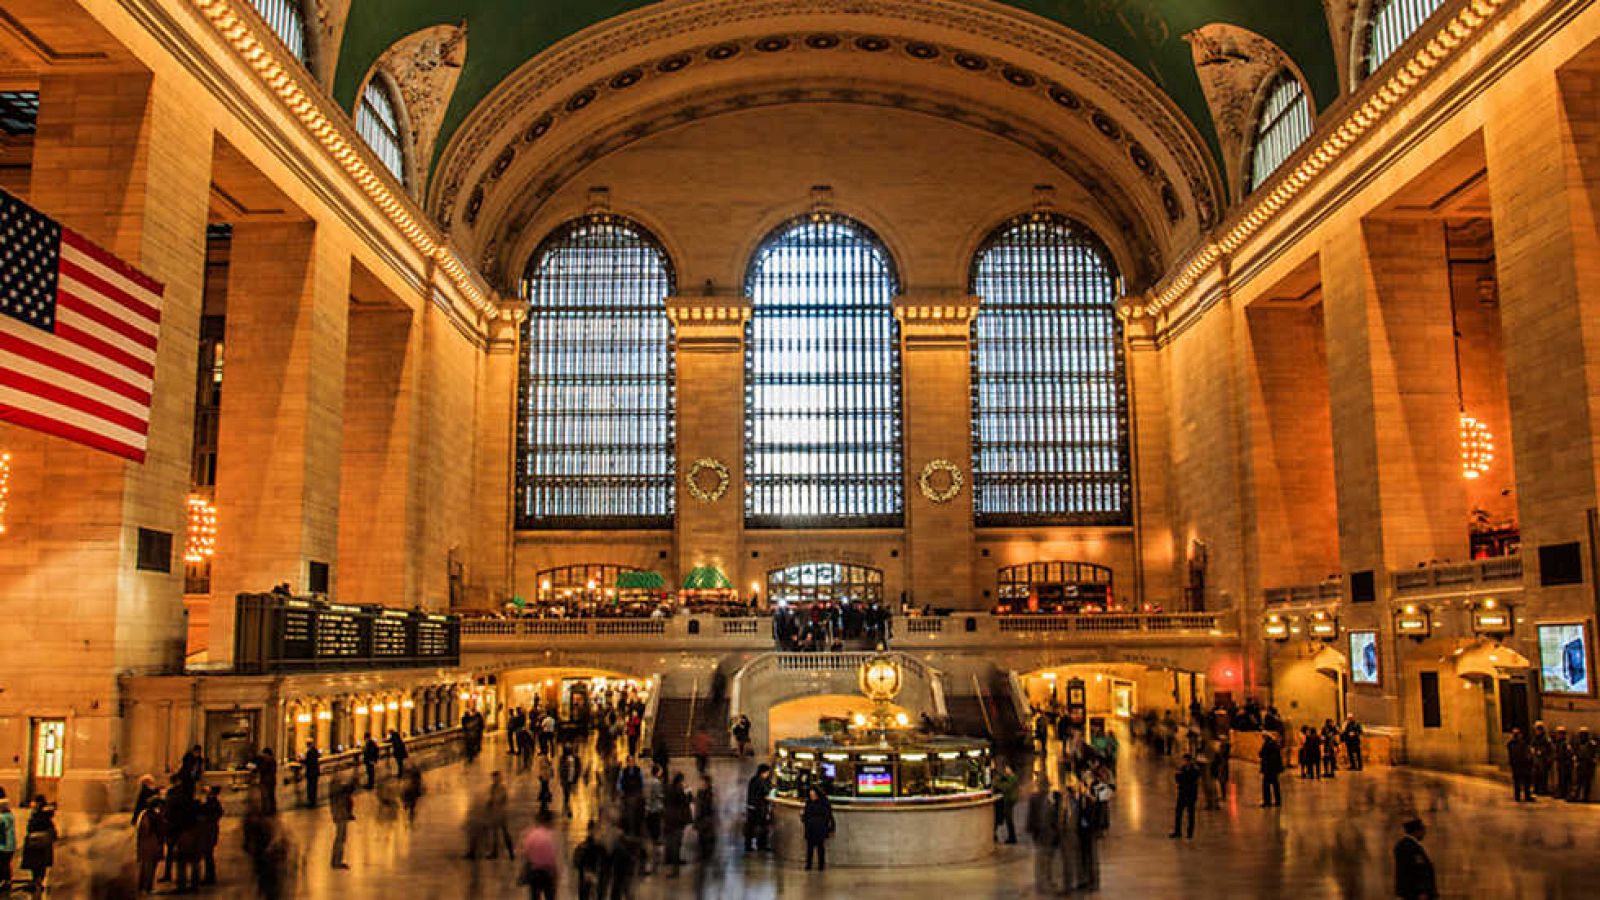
[895,293,978,611]
[1322,216,1469,577]
[210,222,350,660]
[0,71,211,810]
[667,294,749,595]
[337,302,419,606]
[1485,65,1600,585]
[1123,311,1176,606]
[469,307,519,608]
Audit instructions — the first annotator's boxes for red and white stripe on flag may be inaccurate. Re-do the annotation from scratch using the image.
[0,227,164,463]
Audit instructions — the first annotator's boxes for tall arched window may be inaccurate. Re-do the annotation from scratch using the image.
[1247,72,1313,192]
[970,213,1129,525]
[246,0,309,65]
[518,215,675,528]
[745,213,902,527]
[1364,0,1445,76]
[357,78,407,184]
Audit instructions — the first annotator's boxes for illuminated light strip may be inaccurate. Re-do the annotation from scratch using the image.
[188,0,496,320]
[0,450,10,535]
[1146,0,1511,317]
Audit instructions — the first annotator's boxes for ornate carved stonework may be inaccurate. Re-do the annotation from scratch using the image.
[1323,0,1362,90]
[1185,24,1296,197]
[429,0,1221,246]
[308,0,352,92]
[375,24,468,189]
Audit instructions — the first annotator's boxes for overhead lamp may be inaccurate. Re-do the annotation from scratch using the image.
[1471,598,1512,637]
[1307,611,1339,641]
[1263,614,1291,641]
[1396,604,1432,640]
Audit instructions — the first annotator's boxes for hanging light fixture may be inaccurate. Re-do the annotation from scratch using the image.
[0,450,10,535]
[184,494,218,563]
[1460,413,1494,480]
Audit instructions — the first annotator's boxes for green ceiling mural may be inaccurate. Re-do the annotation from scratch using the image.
[332,0,1338,172]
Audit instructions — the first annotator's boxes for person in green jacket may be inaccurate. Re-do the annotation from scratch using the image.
[0,796,16,891]
[993,763,1020,844]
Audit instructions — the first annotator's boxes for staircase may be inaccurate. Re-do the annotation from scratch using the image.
[652,695,737,758]
[941,670,1027,753]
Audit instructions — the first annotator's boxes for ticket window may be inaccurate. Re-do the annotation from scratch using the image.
[27,718,66,802]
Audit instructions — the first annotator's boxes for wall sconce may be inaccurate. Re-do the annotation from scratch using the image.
[401,698,415,710]
[354,706,369,716]
[316,709,332,721]
[386,701,399,712]
[1263,614,1291,641]
[1471,598,1513,637]
[1395,604,1432,640]
[294,712,312,725]
[1307,611,1339,641]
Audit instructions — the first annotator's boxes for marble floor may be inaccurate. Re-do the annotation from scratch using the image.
[29,738,1600,898]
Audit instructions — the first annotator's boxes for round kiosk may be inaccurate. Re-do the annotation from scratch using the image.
[766,655,996,867]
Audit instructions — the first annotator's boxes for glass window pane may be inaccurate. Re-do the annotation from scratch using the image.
[1247,73,1312,192]
[246,0,308,65]
[745,214,902,528]
[357,81,406,184]
[969,213,1130,525]
[517,215,675,528]
[1366,0,1446,76]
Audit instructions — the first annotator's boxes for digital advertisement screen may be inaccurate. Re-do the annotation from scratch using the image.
[1349,631,1379,685]
[856,765,892,797]
[1538,623,1591,695]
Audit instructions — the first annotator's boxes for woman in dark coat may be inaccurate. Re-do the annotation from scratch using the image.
[20,797,57,892]
[135,796,166,894]
[800,787,834,871]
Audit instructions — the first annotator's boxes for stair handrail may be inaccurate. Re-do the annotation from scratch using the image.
[972,672,995,738]
[640,673,663,751]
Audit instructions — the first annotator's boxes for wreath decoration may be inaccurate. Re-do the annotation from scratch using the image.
[918,459,964,504]
[685,457,731,503]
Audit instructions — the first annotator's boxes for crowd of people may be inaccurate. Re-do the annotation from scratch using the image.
[771,601,892,651]
[0,789,57,893]
[1506,721,1598,802]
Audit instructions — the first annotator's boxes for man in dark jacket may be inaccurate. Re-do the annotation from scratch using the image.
[302,740,322,806]
[386,730,409,777]
[1170,754,1200,838]
[362,735,381,789]
[744,765,772,852]
[1393,817,1436,900]
[1258,734,1284,807]
[1508,729,1535,802]
[800,787,834,871]
[1342,716,1365,771]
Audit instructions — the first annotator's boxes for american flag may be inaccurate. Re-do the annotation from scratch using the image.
[0,188,163,463]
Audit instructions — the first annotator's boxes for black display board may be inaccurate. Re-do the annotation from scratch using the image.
[233,593,459,673]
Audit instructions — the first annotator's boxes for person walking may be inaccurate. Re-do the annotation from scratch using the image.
[559,745,581,818]
[134,795,166,894]
[539,712,557,756]
[517,813,561,900]
[693,774,718,889]
[691,728,713,776]
[993,762,1019,844]
[1259,733,1284,807]
[387,730,409,777]
[1024,779,1058,894]
[1171,754,1200,838]
[399,765,424,825]
[743,764,773,852]
[329,774,355,870]
[733,715,753,758]
[1075,780,1103,891]
[663,772,692,877]
[253,748,278,814]
[1393,817,1436,900]
[1508,728,1536,802]
[572,820,606,900]
[800,786,834,871]
[485,771,516,860]
[362,734,381,789]
[20,796,57,893]
[242,794,286,900]
[515,725,537,770]
[302,739,322,806]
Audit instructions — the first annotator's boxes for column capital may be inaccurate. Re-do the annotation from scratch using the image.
[667,292,751,346]
[893,292,979,345]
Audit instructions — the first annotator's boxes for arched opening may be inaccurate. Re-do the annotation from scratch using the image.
[1246,71,1312,193]
[767,561,885,606]
[500,666,655,729]
[518,214,676,529]
[994,561,1114,614]
[744,212,902,528]
[356,73,409,185]
[765,694,912,752]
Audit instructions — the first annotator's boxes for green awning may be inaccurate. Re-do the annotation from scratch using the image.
[682,566,733,591]
[615,570,665,591]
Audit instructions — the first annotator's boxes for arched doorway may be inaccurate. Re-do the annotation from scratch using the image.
[767,562,884,606]
[996,561,1114,613]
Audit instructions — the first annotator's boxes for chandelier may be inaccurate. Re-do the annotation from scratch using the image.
[184,494,218,563]
[1460,414,1494,480]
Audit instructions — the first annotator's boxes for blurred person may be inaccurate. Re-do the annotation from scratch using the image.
[1171,754,1200,839]
[1259,733,1285,807]
[743,764,772,853]
[329,772,356,869]
[560,745,582,819]
[21,795,57,893]
[387,729,409,776]
[1530,721,1552,795]
[0,797,14,892]
[691,728,713,776]
[400,765,425,825]
[241,793,286,900]
[1024,779,1058,894]
[1508,729,1535,802]
[572,819,606,900]
[732,715,752,758]
[131,774,160,827]
[301,739,322,806]
[662,772,692,877]
[993,762,1019,844]
[517,813,560,900]
[198,785,223,886]
[485,771,516,860]
[362,734,381,789]
[134,795,165,894]
[252,747,278,814]
[1574,728,1596,802]
[1553,727,1575,800]
[1321,719,1340,777]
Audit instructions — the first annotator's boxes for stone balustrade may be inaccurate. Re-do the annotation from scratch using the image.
[1390,556,1522,597]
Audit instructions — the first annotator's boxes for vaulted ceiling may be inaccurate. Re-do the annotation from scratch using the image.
[332,0,1340,171]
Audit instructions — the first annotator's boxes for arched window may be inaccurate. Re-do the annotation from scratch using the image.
[246,0,309,65]
[744,213,902,527]
[970,213,1129,525]
[518,215,675,528]
[357,78,407,184]
[1247,72,1313,192]
[1365,0,1445,76]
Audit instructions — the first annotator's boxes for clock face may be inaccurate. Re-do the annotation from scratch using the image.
[864,662,900,698]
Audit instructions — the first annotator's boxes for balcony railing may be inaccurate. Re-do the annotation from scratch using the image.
[1391,556,1522,597]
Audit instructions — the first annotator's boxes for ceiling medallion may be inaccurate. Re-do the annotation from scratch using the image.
[685,457,732,503]
[918,459,964,504]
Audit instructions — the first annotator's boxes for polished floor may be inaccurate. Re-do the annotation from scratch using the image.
[32,736,1600,898]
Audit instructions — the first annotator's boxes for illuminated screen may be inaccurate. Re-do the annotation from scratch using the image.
[1538,623,1591,695]
[857,765,892,796]
[1349,631,1379,685]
